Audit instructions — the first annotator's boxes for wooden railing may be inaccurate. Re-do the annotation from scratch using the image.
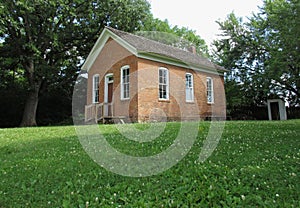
[85,103,113,123]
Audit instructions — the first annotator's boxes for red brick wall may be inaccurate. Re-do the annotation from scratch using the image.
[136,58,226,122]
[87,38,139,121]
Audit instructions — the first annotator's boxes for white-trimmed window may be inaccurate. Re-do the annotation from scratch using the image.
[159,67,169,100]
[121,65,130,100]
[185,73,194,102]
[207,77,214,103]
[92,74,100,103]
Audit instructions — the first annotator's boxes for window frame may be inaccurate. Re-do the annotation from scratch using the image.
[185,73,194,102]
[92,74,100,103]
[206,77,214,104]
[158,67,169,100]
[120,65,130,100]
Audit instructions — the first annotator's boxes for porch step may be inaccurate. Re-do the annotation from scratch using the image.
[98,116,127,124]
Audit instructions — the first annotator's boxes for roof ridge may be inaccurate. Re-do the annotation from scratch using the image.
[105,26,200,57]
[106,26,163,47]
[104,26,226,72]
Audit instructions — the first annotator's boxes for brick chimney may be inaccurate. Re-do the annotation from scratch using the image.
[187,45,197,54]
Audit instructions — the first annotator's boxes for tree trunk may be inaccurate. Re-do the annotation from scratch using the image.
[20,59,42,127]
[20,82,41,127]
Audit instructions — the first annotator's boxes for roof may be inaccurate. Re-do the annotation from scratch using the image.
[82,26,227,75]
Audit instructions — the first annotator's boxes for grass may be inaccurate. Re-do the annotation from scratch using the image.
[0,120,299,207]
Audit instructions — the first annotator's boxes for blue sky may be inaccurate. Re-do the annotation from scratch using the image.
[149,0,264,46]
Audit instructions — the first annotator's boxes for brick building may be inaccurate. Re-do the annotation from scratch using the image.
[83,27,227,123]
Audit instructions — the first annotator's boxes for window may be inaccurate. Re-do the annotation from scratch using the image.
[159,67,169,100]
[185,73,194,102]
[93,74,100,103]
[207,77,214,103]
[121,65,130,99]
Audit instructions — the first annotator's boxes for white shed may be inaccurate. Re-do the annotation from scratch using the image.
[267,99,287,120]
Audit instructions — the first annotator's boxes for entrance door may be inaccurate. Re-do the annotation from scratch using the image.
[107,82,113,116]
[270,102,280,120]
[104,74,113,117]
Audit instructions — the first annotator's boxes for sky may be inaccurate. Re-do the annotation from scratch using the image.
[149,0,264,46]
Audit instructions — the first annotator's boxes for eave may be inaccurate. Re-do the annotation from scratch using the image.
[137,51,227,76]
[81,28,138,71]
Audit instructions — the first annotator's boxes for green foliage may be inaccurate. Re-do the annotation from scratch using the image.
[0,0,151,72]
[0,120,299,207]
[213,13,271,108]
[213,0,300,107]
[0,0,151,126]
[261,0,300,105]
[140,15,209,57]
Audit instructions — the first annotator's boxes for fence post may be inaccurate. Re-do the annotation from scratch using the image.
[95,104,97,123]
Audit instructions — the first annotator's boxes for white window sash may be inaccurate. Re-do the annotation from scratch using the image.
[121,65,130,100]
[207,77,214,103]
[92,74,99,103]
[159,67,169,100]
[185,73,194,102]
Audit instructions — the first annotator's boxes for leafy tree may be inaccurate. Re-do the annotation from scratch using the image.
[212,13,270,110]
[0,0,151,126]
[140,15,209,56]
[172,25,209,57]
[261,0,300,105]
[213,0,300,107]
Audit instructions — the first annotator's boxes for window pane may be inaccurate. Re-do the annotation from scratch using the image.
[185,74,193,101]
[207,78,213,103]
[121,67,130,99]
[94,76,99,88]
[163,75,167,84]
[159,84,166,99]
[207,78,212,89]
[93,75,99,103]
[125,83,129,98]
[159,85,163,98]
[207,92,212,103]
[159,68,168,99]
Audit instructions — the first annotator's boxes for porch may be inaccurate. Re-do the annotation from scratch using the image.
[85,103,127,124]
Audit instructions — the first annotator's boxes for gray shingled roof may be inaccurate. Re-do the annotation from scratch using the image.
[106,27,226,72]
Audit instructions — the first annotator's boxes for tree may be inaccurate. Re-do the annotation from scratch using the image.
[260,0,300,105]
[140,15,209,56]
[0,0,151,126]
[212,13,270,110]
[212,0,300,107]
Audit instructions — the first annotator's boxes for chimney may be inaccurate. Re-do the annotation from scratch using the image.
[187,45,197,54]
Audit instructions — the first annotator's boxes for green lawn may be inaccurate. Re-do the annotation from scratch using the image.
[0,120,299,207]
